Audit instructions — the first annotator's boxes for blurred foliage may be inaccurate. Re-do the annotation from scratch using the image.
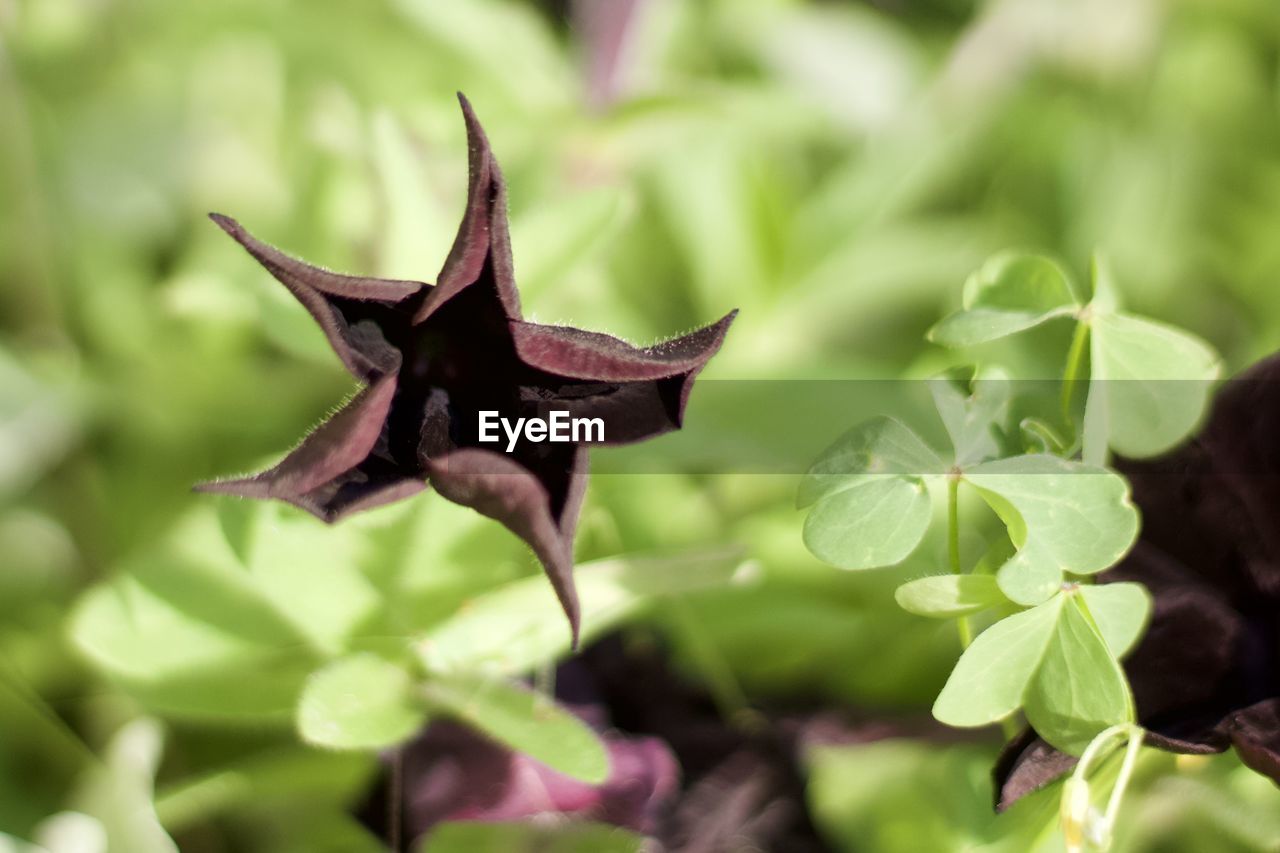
[5,0,1280,849]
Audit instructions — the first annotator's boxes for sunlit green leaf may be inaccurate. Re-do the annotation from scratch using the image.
[928,253,1077,347]
[933,596,1063,728]
[1078,582,1152,658]
[1024,594,1133,755]
[70,719,177,853]
[964,455,1139,605]
[297,655,426,751]
[416,547,748,675]
[1088,311,1220,458]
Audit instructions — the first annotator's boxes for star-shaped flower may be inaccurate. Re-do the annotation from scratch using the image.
[996,351,1280,808]
[197,94,736,644]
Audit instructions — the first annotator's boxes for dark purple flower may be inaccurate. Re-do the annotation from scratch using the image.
[381,717,679,842]
[196,95,736,643]
[996,353,1280,809]
[360,636,874,852]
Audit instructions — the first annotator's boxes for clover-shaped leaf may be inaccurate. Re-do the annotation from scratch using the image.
[797,416,943,508]
[798,417,942,571]
[1087,310,1220,459]
[928,253,1078,347]
[932,253,1222,460]
[964,455,1139,605]
[1078,582,1151,658]
[933,595,1063,727]
[802,477,933,571]
[297,654,426,751]
[929,368,1012,466]
[1023,594,1134,755]
[933,588,1137,752]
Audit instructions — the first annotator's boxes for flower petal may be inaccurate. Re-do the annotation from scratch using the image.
[517,378,687,447]
[425,445,588,645]
[210,213,424,379]
[510,312,737,445]
[512,311,738,382]
[992,729,1077,812]
[1228,699,1280,783]
[412,94,521,324]
[196,375,423,521]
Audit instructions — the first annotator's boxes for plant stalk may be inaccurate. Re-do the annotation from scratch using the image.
[1061,318,1091,424]
[948,477,973,650]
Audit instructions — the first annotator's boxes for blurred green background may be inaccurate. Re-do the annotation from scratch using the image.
[5,0,1280,850]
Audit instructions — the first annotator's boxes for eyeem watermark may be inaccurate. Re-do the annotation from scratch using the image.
[478,410,605,452]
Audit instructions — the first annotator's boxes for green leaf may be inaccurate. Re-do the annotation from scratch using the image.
[895,574,1008,618]
[416,547,747,675]
[1018,417,1072,455]
[1024,594,1133,755]
[421,821,645,853]
[1079,582,1152,658]
[70,719,178,853]
[929,368,1011,466]
[806,739,996,853]
[964,455,1139,605]
[371,111,455,278]
[296,655,426,751]
[420,671,609,784]
[928,253,1077,347]
[1088,311,1221,458]
[68,502,392,720]
[933,596,1063,728]
[803,477,932,570]
[798,416,942,508]
[511,187,631,296]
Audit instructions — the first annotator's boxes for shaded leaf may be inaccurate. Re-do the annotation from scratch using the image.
[895,574,1008,618]
[929,368,1010,466]
[802,477,932,570]
[421,821,644,853]
[420,672,610,784]
[798,416,942,508]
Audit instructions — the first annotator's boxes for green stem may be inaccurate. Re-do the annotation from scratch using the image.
[1104,727,1145,827]
[668,597,755,728]
[1063,723,1146,851]
[948,477,974,651]
[948,477,961,576]
[1061,318,1091,424]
